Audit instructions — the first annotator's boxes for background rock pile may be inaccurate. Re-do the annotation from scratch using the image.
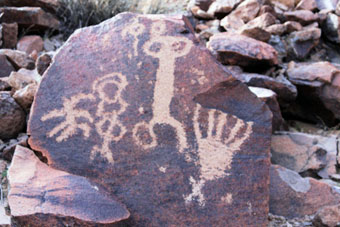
[0,0,340,226]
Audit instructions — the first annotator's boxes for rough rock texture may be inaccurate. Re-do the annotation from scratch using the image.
[207,32,278,68]
[0,92,25,140]
[17,35,44,55]
[283,10,319,25]
[296,0,317,11]
[2,22,18,49]
[207,0,242,15]
[9,145,130,226]
[313,204,340,227]
[0,7,59,29]
[316,0,338,10]
[270,165,340,218]
[249,87,285,132]
[7,69,41,91]
[13,83,37,111]
[28,13,272,226]
[0,49,35,69]
[0,0,59,13]
[36,52,52,75]
[322,13,340,43]
[271,132,328,174]
[286,61,340,126]
[0,54,14,78]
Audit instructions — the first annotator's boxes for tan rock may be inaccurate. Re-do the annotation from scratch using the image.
[284,21,303,33]
[220,0,261,30]
[17,35,44,55]
[207,0,242,15]
[295,0,317,10]
[1,23,18,49]
[313,204,340,227]
[0,49,35,69]
[13,83,37,111]
[7,68,40,91]
[265,24,287,35]
[271,0,297,9]
[284,10,319,25]
[9,146,130,226]
[191,6,214,19]
[207,32,278,67]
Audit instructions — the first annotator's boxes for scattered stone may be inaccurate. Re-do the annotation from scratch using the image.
[17,35,44,55]
[7,69,41,91]
[265,24,287,36]
[0,204,10,226]
[0,0,59,13]
[259,5,276,16]
[284,21,303,33]
[207,32,278,67]
[220,0,261,30]
[234,73,297,105]
[191,6,214,19]
[1,22,18,49]
[268,35,288,62]
[271,132,328,174]
[2,133,28,160]
[315,0,338,11]
[270,165,340,218]
[192,0,214,11]
[272,0,297,9]
[322,13,340,43]
[0,92,25,140]
[0,79,10,91]
[295,0,318,11]
[284,10,319,25]
[268,213,315,227]
[28,13,272,226]
[286,27,321,59]
[13,83,38,111]
[36,52,53,75]
[330,174,340,182]
[249,87,285,132]
[9,145,130,226]
[336,1,340,16]
[0,7,59,29]
[313,204,340,227]
[286,61,340,126]
[0,49,35,69]
[0,54,15,78]
[207,0,243,16]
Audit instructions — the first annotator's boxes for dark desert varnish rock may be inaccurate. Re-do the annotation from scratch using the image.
[8,146,130,226]
[28,13,272,226]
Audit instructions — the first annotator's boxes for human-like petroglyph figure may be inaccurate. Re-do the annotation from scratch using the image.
[42,72,128,164]
[41,93,95,142]
[90,73,128,163]
[122,17,145,58]
[184,104,254,206]
[133,21,193,152]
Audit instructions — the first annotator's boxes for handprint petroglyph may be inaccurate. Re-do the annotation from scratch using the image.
[41,72,128,164]
[184,104,254,206]
[132,21,193,153]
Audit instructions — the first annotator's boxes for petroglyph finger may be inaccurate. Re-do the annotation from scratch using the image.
[193,104,202,140]
[47,121,68,139]
[207,109,215,138]
[224,117,244,144]
[41,109,64,121]
[228,121,253,151]
[215,111,227,139]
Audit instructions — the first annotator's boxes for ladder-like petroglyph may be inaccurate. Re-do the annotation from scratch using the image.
[41,73,128,164]
[133,21,193,152]
[122,17,145,59]
[184,104,254,206]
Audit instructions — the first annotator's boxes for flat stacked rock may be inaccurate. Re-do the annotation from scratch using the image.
[28,13,272,226]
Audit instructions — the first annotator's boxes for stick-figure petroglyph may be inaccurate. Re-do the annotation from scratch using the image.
[41,72,128,164]
[122,17,145,58]
[133,21,193,153]
[184,104,254,206]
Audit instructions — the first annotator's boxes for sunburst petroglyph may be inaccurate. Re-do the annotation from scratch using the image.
[184,104,254,206]
[132,21,193,153]
[41,72,128,164]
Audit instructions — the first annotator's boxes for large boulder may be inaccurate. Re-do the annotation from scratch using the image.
[207,32,278,68]
[28,13,272,226]
[9,145,130,226]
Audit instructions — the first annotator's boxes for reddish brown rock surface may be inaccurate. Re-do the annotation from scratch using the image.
[17,35,44,55]
[207,32,278,67]
[270,165,340,218]
[0,54,14,77]
[0,0,59,13]
[0,7,59,29]
[313,204,340,227]
[2,22,18,49]
[9,145,130,226]
[28,13,272,226]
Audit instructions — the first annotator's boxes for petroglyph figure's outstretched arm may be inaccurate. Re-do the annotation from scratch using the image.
[41,93,95,142]
[184,104,253,206]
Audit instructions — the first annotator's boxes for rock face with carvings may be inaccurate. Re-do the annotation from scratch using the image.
[9,145,130,226]
[28,13,272,226]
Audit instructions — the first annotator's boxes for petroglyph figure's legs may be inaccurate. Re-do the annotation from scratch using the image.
[184,104,253,206]
[90,73,128,163]
[41,93,95,142]
[133,21,193,152]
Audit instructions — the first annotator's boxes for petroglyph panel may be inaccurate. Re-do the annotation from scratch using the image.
[28,13,272,226]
